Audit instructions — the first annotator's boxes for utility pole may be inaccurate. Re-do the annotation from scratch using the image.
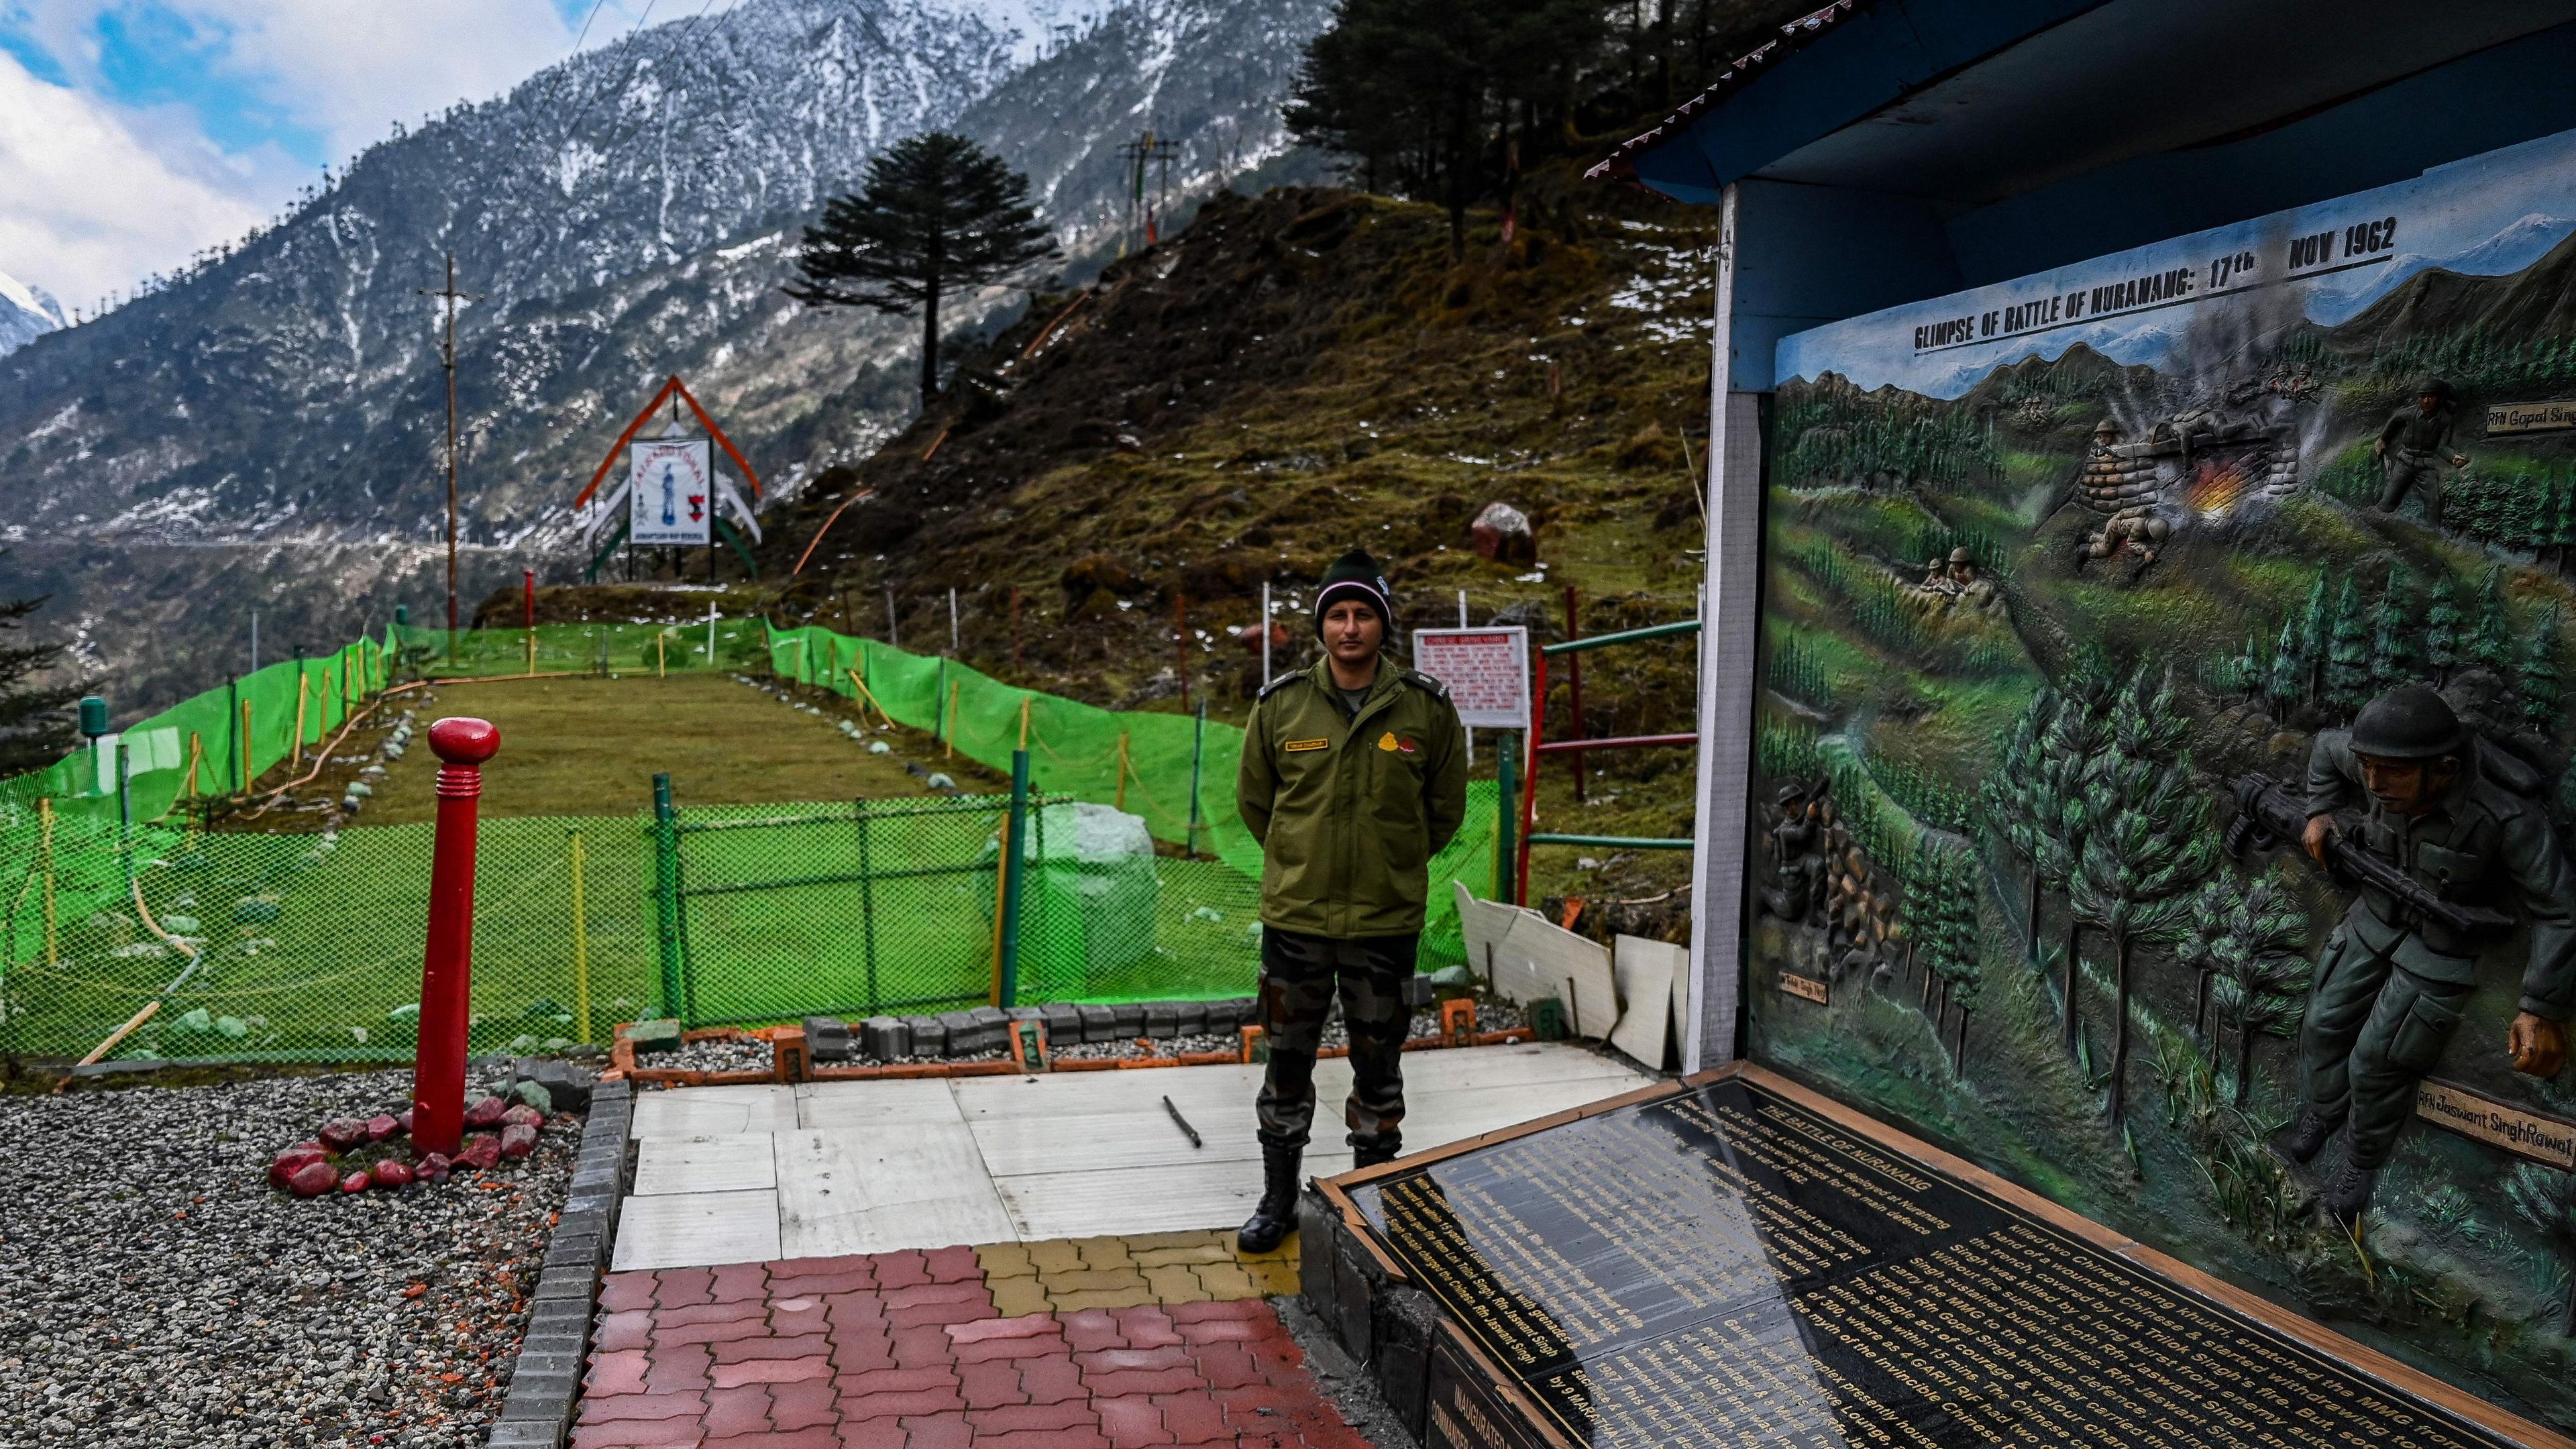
[417,254,482,652]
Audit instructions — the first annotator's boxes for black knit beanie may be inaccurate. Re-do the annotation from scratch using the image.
[1313,548,1392,638]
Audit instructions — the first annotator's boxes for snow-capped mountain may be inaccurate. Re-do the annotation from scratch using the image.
[0,270,63,356]
[2305,212,2576,326]
[0,0,1330,713]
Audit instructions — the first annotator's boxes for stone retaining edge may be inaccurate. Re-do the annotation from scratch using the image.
[485,1075,633,1448]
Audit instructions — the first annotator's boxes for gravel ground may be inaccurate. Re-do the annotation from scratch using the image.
[0,1068,574,1448]
[633,1037,773,1077]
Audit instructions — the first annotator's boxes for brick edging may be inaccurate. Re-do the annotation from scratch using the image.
[487,1076,633,1448]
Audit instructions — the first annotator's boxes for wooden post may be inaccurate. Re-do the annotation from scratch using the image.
[1564,583,1585,804]
[238,699,254,793]
[570,830,592,1044]
[181,733,202,801]
[39,797,56,967]
[946,678,961,761]
[291,669,309,769]
[1116,732,1130,812]
[1018,696,1032,749]
[656,631,666,678]
[413,716,500,1157]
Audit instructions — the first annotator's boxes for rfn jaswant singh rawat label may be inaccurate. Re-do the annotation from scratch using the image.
[2415,1079,2576,1169]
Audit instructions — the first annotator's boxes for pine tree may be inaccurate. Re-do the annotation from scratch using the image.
[2198,877,2310,1107]
[2522,604,2563,731]
[2469,565,2514,674]
[2508,1162,2576,1333]
[2423,576,2463,684]
[2265,614,2305,720]
[2232,633,2263,700]
[1980,690,2059,965]
[787,133,1058,410]
[1937,849,1984,1072]
[0,579,80,775]
[2553,467,2576,572]
[2298,572,2334,704]
[2323,576,2371,716]
[2367,569,2414,695]
[2037,665,2114,1051]
[2070,667,2216,1126]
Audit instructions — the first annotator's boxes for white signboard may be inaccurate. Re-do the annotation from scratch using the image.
[1410,627,1529,729]
[628,437,714,545]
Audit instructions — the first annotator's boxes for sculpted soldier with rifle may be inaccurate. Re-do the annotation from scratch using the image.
[2229,685,2575,1222]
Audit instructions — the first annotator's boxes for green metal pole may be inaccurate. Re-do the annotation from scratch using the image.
[226,676,241,791]
[1186,700,1205,861]
[1495,733,1518,901]
[999,749,1031,1008]
[651,773,684,1020]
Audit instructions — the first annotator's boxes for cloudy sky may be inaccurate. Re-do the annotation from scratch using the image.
[0,0,741,310]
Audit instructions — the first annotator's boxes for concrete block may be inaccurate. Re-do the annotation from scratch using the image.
[1077,1004,1117,1043]
[1041,1003,1083,1044]
[1142,1002,1179,1038]
[906,1016,947,1056]
[1175,1001,1207,1036]
[802,1016,854,1062]
[861,1016,910,1060]
[1109,1002,1146,1036]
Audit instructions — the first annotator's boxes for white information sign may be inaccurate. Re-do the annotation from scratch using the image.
[1411,627,1529,729]
[628,437,714,545]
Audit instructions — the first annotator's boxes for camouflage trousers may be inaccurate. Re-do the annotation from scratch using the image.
[1254,926,1416,1153]
[2299,932,2473,1170]
[2377,449,2447,526]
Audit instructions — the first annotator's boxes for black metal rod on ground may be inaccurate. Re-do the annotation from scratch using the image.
[1163,1095,1202,1148]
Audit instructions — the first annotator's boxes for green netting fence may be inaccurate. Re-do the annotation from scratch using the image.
[0,619,1497,1064]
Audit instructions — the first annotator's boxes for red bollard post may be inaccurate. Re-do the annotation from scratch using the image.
[412,716,500,1157]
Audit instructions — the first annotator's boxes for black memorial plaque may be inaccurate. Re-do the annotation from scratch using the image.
[1342,1071,2540,1449]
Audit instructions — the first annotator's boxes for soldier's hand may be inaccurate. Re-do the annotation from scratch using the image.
[2453,453,2470,470]
[2302,813,2336,865]
[2510,1013,2567,1077]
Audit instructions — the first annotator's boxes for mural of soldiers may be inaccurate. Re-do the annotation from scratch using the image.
[1761,783,1825,922]
[2273,686,2575,1220]
[1920,556,1953,593]
[2373,378,2469,526]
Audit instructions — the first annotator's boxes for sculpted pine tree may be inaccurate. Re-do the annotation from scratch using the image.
[2521,604,2563,731]
[2070,667,2214,1126]
[2508,1163,2576,1332]
[2298,572,2334,704]
[1979,690,2059,964]
[2265,614,2305,721]
[2469,565,2514,674]
[787,133,1057,410]
[2198,877,2309,1108]
[2037,667,2114,1051]
[2423,576,2463,684]
[2324,576,2371,717]
[2368,568,2414,696]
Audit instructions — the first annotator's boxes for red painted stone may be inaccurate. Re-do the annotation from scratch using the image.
[415,1151,451,1182]
[364,1113,401,1142]
[338,1171,370,1195]
[462,1095,510,1129]
[317,1117,368,1150]
[370,1159,415,1190]
[394,1108,414,1134]
[454,1134,502,1171]
[270,1146,329,1189]
[284,1160,339,1197]
[501,1102,544,1130]
[498,1122,539,1159]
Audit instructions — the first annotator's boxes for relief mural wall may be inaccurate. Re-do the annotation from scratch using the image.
[1751,128,2576,1426]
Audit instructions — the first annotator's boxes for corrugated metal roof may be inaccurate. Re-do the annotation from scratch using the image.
[1585,0,1865,189]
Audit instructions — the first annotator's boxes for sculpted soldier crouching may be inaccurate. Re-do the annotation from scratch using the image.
[2270,686,2575,1220]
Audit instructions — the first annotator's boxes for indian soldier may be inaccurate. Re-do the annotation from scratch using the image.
[2374,378,2469,527]
[1234,549,1468,1253]
[1760,782,1825,922]
[2272,686,2575,1220]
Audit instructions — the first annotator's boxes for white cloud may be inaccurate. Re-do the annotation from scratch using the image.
[0,48,286,305]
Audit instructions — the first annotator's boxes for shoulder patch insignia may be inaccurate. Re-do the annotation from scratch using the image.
[1284,738,1330,753]
[1401,669,1451,698]
[1257,674,1301,701]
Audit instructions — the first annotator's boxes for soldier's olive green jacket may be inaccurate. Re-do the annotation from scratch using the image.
[2306,730,2576,1019]
[1238,655,1469,938]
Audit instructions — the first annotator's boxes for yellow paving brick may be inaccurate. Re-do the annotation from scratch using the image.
[1122,1230,1220,1252]
[1026,1238,1085,1274]
[1190,1261,1262,1300]
[975,1242,1036,1280]
[1140,1265,1211,1303]
[1048,1285,1160,1311]
[1040,1267,1150,1293]
[1131,1241,1238,1269]
[1073,1236,1137,1270]
[1244,1256,1301,1295]
[989,1275,1052,1319]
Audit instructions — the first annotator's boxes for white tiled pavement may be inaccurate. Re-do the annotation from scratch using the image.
[610,1043,1657,1270]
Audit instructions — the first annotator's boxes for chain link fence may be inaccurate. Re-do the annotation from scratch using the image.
[0,621,1501,1064]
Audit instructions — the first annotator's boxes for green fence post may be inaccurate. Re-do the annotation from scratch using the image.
[1496,733,1518,902]
[226,676,241,792]
[999,749,1031,1008]
[651,773,684,1021]
[1185,700,1205,861]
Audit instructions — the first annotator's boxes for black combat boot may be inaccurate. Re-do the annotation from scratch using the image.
[1352,1137,1401,1170]
[2269,1106,2339,1167]
[1238,1142,1302,1254]
[2322,1159,2378,1224]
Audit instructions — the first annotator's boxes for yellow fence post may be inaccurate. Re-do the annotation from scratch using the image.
[181,733,203,800]
[1019,697,1032,750]
[525,631,537,677]
[39,796,56,967]
[988,810,1010,1006]
[656,633,666,678]
[1115,732,1130,812]
[291,671,309,769]
[847,668,896,730]
[946,679,960,761]
[238,700,253,792]
[570,830,592,1044]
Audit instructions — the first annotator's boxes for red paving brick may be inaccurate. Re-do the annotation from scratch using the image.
[573,1248,1366,1448]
